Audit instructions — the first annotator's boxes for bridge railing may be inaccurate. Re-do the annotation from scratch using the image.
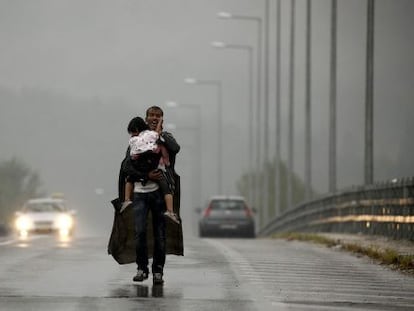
[259,177,414,240]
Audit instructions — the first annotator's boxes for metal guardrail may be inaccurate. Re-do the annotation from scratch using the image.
[259,177,414,241]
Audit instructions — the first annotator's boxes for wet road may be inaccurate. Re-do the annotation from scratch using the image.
[0,235,413,311]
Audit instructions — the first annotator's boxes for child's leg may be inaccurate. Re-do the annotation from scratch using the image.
[157,172,173,210]
[124,182,133,202]
[120,181,134,212]
[163,192,179,224]
[157,173,180,223]
[164,194,174,213]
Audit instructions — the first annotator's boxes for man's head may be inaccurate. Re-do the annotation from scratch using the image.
[145,106,164,131]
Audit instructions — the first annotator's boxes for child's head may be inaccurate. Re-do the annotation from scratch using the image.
[127,117,149,135]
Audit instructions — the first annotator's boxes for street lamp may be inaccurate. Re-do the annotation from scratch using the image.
[287,0,296,210]
[365,0,375,185]
[274,0,282,217]
[164,123,177,131]
[184,78,197,84]
[217,11,232,19]
[211,40,255,205]
[304,0,312,200]
[329,0,338,193]
[165,101,178,109]
[184,78,223,195]
[165,100,202,237]
[165,102,202,202]
[217,10,265,225]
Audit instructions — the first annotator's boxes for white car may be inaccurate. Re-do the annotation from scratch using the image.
[15,197,76,238]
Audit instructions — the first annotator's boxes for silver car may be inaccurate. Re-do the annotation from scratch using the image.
[198,196,255,238]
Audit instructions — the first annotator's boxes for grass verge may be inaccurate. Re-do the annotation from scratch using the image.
[271,232,414,273]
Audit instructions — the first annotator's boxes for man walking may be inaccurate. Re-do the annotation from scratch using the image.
[116,105,183,285]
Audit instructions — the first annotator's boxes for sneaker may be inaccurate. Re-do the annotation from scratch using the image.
[153,272,164,285]
[164,211,180,224]
[120,201,132,213]
[133,270,148,282]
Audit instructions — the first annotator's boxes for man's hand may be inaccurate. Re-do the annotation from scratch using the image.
[148,169,162,181]
[155,117,163,134]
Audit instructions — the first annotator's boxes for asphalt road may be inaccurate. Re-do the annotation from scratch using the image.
[0,234,413,311]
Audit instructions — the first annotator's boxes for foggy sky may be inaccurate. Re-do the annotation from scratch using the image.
[1,0,413,235]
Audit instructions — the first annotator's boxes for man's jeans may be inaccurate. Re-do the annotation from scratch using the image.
[132,189,166,274]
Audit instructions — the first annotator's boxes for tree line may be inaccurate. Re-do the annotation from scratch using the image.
[0,157,44,230]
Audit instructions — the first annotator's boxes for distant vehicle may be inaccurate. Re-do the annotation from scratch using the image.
[0,222,10,236]
[14,197,76,238]
[198,195,255,238]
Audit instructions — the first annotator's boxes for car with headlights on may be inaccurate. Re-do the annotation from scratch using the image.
[14,197,76,238]
[198,196,255,238]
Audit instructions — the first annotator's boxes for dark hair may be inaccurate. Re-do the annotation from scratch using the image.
[127,116,149,134]
[146,106,164,117]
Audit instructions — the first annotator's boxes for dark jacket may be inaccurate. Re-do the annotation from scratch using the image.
[108,131,184,264]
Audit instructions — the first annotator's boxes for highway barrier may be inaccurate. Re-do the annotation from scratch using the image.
[259,177,414,240]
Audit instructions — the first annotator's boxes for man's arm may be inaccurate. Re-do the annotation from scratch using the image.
[159,131,180,155]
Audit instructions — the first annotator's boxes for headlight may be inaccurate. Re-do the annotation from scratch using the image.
[15,216,33,231]
[56,214,73,229]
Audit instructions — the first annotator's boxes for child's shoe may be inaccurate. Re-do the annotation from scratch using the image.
[164,211,180,224]
[120,200,132,213]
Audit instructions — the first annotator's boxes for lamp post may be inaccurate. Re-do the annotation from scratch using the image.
[211,41,254,204]
[164,101,202,237]
[329,0,338,193]
[305,0,312,200]
[217,11,264,222]
[165,100,202,203]
[365,0,375,185]
[275,0,282,217]
[184,78,223,195]
[287,0,296,210]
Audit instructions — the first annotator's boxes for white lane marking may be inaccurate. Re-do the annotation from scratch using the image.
[204,238,289,310]
[0,239,15,246]
[0,235,47,246]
